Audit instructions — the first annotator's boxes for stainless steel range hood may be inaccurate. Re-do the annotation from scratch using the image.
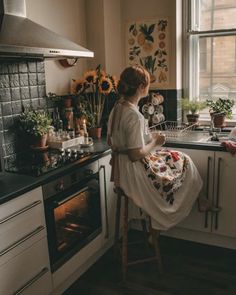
[0,0,94,60]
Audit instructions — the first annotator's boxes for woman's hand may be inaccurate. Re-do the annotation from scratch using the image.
[152,132,166,146]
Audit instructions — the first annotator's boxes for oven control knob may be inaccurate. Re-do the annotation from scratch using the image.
[59,148,65,154]
[55,180,64,191]
[65,148,71,155]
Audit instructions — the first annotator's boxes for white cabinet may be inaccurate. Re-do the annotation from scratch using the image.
[166,148,236,247]
[0,187,52,295]
[98,154,116,246]
[212,151,236,238]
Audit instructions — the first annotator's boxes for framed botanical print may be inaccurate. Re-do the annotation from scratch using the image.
[126,18,170,88]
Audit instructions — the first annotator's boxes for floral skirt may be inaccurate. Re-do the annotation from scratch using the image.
[141,149,189,205]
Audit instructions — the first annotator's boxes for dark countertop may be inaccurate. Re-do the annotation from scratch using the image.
[0,138,111,205]
[0,134,229,205]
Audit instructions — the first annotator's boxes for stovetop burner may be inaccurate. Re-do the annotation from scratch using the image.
[6,147,94,177]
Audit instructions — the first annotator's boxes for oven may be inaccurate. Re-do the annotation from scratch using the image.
[42,160,107,272]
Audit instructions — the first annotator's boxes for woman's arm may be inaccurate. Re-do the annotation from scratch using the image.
[127,133,166,162]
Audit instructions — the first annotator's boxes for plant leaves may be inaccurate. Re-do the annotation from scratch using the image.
[148,24,155,35]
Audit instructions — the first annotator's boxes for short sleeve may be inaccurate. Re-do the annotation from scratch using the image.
[125,112,144,149]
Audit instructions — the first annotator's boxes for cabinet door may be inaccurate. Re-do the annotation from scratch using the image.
[212,152,236,238]
[172,148,215,232]
[0,237,52,295]
[99,154,116,245]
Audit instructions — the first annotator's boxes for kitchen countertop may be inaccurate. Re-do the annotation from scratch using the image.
[0,138,111,204]
[0,133,230,204]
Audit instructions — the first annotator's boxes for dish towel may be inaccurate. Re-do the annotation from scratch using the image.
[221,140,236,155]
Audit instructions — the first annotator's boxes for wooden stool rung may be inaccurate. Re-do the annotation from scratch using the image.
[114,186,163,281]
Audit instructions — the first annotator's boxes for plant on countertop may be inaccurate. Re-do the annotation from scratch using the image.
[182,98,206,125]
[182,98,206,115]
[206,97,235,119]
[18,108,52,139]
[71,64,118,128]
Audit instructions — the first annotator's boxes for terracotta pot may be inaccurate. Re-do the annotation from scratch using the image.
[212,113,226,128]
[89,127,102,139]
[186,114,199,126]
[35,134,48,148]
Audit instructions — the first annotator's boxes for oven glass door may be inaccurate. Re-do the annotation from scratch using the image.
[45,173,101,271]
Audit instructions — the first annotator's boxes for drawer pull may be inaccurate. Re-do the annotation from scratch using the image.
[0,226,45,257]
[13,267,49,295]
[0,200,42,225]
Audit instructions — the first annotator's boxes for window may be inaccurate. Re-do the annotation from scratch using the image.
[186,0,236,123]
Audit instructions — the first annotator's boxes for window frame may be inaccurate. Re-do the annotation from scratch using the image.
[183,0,236,126]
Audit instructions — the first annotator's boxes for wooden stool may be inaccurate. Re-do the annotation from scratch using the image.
[114,187,163,281]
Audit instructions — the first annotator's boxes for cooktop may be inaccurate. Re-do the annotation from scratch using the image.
[6,147,94,177]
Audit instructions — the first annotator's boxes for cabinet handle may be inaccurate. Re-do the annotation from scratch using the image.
[215,157,222,230]
[99,165,109,239]
[0,226,45,257]
[13,267,49,295]
[204,156,211,228]
[0,200,42,225]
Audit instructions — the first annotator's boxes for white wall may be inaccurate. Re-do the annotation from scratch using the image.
[25,0,90,95]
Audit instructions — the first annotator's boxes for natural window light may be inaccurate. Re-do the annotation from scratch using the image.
[186,0,236,124]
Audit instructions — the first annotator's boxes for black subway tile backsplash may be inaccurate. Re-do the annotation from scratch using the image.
[0,88,11,101]
[11,88,21,101]
[0,61,47,169]
[19,62,28,73]
[19,73,29,86]
[9,74,20,87]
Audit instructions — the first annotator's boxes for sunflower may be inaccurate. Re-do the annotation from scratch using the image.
[84,70,97,84]
[110,75,119,91]
[98,77,113,94]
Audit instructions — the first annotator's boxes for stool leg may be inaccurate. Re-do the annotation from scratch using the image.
[114,194,122,258]
[149,218,163,274]
[122,196,129,281]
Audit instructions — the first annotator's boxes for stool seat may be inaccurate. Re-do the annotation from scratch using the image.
[114,186,163,281]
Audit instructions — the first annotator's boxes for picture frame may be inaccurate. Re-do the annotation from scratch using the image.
[126,18,170,89]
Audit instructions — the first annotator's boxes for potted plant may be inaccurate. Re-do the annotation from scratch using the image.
[182,98,206,125]
[206,98,235,128]
[18,108,52,148]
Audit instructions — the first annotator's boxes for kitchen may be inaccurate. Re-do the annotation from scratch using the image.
[0,0,236,294]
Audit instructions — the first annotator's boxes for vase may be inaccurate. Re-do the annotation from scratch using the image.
[89,127,102,139]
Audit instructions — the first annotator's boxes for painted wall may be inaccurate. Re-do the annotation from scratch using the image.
[25,0,180,91]
[25,0,90,95]
[120,0,178,89]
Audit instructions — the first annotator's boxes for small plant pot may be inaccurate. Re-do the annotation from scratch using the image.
[34,134,48,148]
[186,114,199,126]
[212,114,226,128]
[89,127,102,139]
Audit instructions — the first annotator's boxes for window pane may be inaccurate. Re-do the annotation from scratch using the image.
[199,35,236,120]
[199,0,236,31]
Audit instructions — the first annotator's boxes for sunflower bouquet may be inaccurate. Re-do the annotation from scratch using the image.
[71,65,118,128]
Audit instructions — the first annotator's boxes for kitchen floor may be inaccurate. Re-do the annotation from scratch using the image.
[64,230,236,295]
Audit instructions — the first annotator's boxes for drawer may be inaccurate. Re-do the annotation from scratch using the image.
[0,237,52,295]
[0,187,46,265]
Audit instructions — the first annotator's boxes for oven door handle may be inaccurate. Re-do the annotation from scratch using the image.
[99,165,109,239]
[54,187,89,206]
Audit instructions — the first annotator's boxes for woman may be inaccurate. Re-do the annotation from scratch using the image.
[107,65,203,230]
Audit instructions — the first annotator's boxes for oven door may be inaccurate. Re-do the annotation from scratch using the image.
[44,172,102,272]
